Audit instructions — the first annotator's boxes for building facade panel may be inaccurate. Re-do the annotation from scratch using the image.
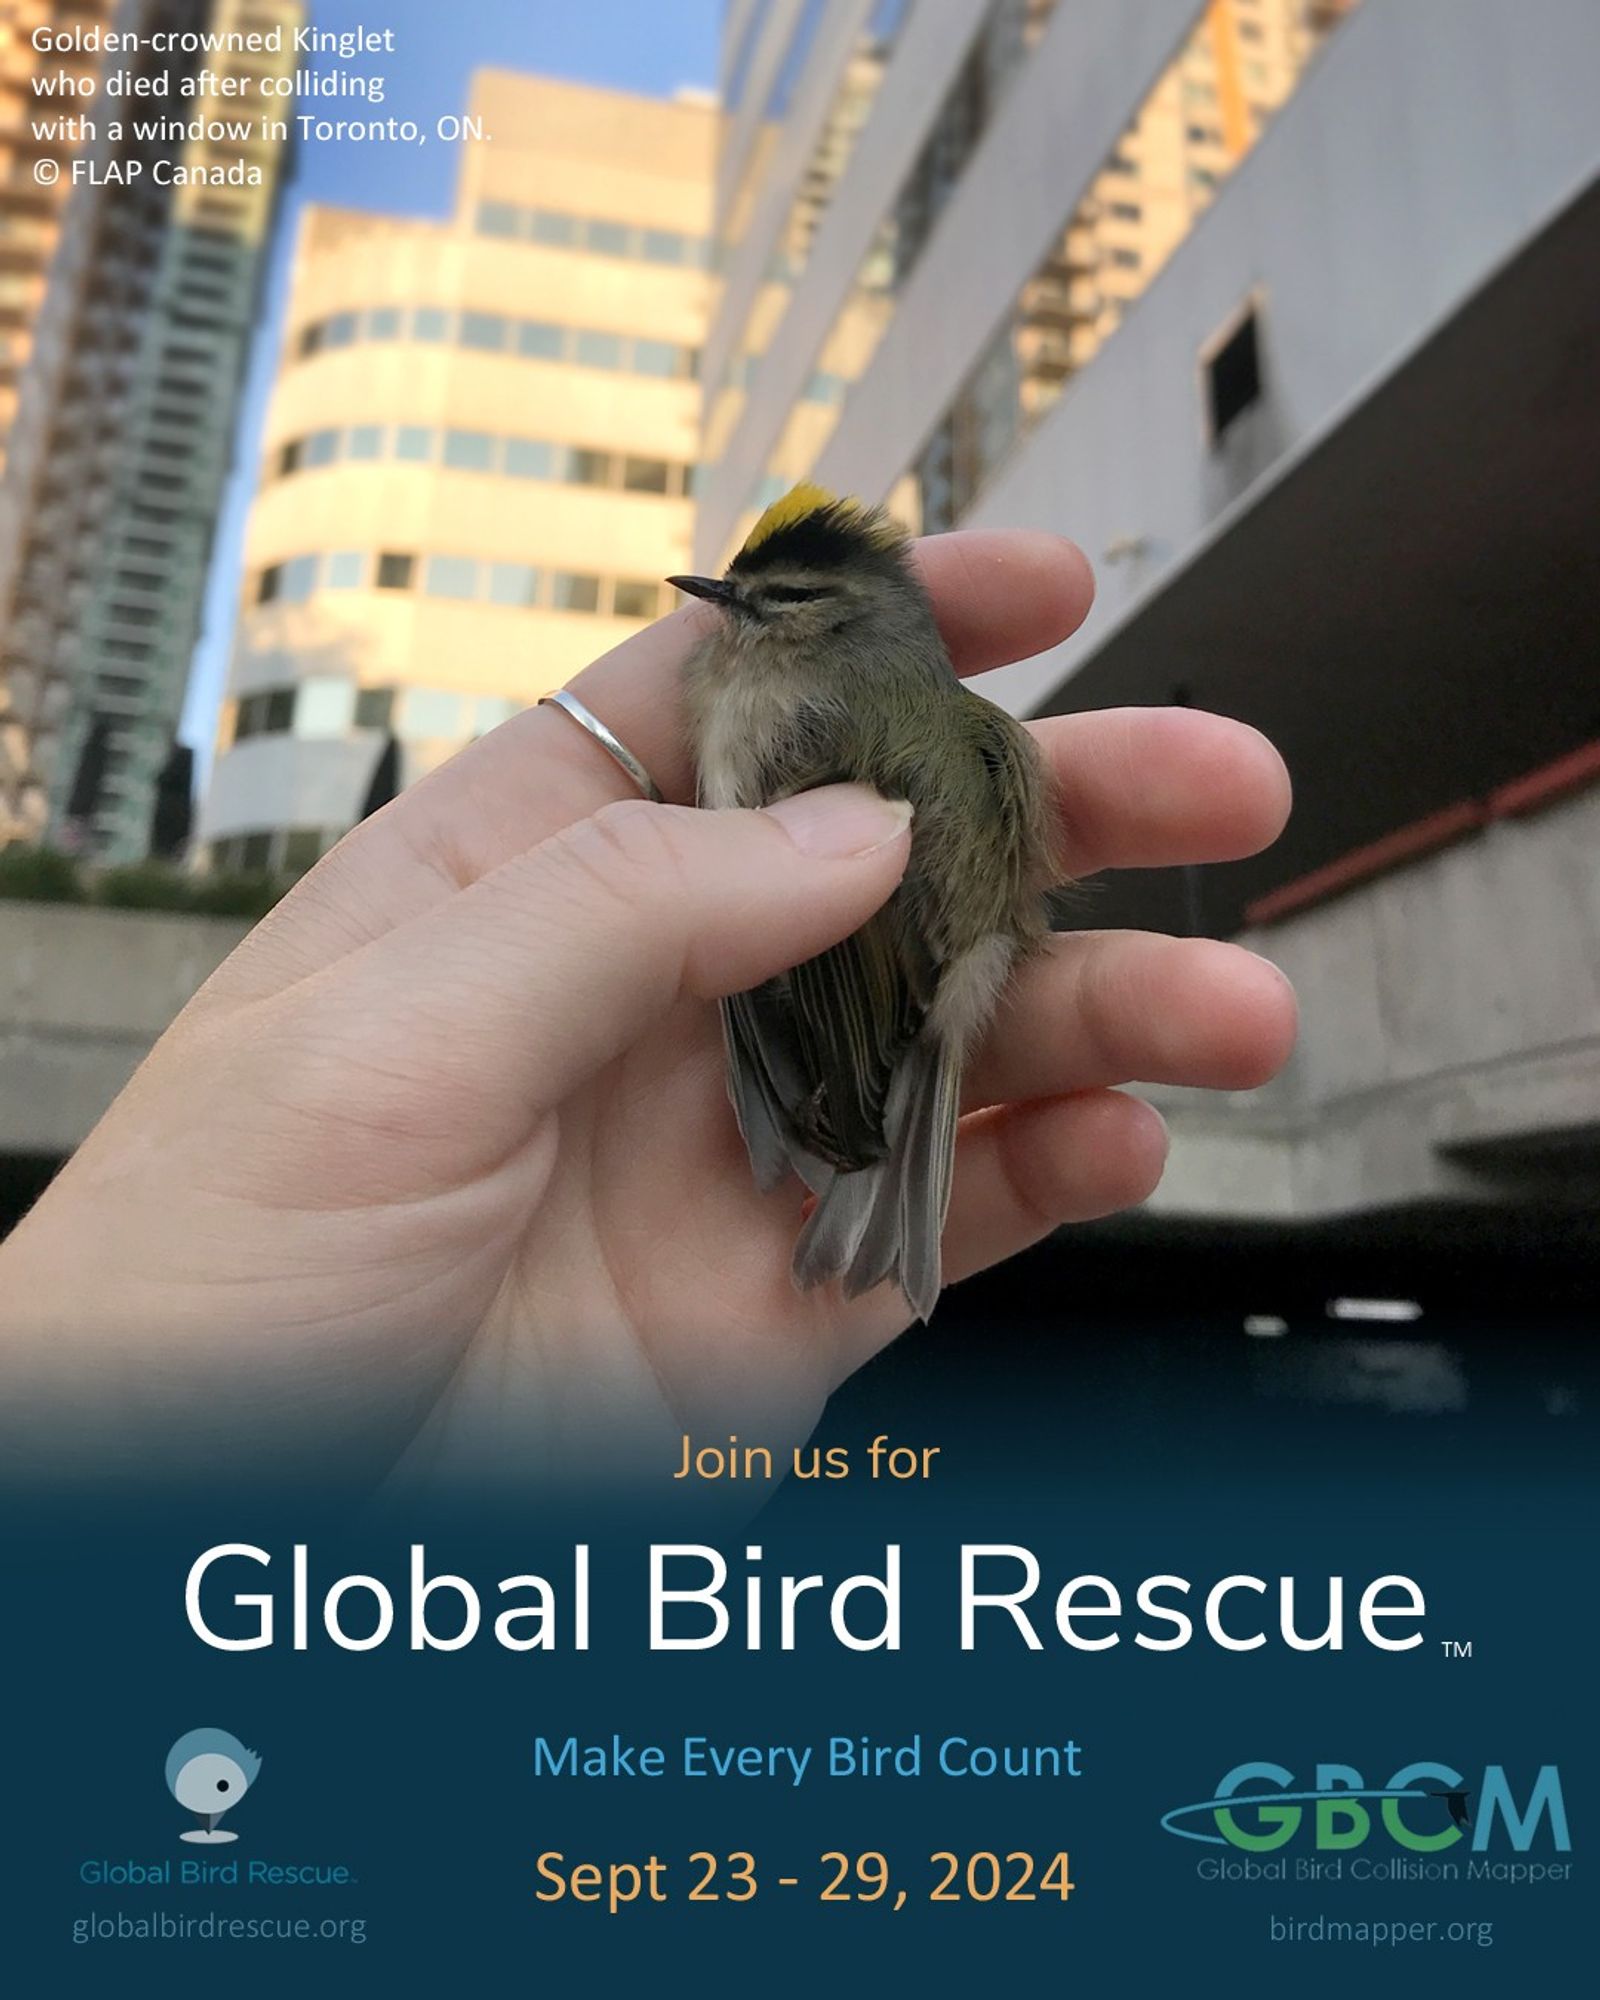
[939,0,1600,718]
[200,72,716,874]
[695,0,992,563]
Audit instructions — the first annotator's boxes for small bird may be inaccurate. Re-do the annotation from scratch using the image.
[165,1727,262,1844]
[672,484,1060,1322]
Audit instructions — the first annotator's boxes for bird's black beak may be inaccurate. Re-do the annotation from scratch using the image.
[667,574,734,607]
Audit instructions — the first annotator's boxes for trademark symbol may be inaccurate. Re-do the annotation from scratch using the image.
[1441,1639,1474,1659]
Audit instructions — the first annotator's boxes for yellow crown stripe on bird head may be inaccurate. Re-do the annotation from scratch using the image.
[740,482,841,554]
[738,482,899,560]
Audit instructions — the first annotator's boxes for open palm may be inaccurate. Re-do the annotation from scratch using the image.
[0,532,1294,1494]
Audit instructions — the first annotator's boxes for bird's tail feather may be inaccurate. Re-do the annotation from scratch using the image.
[791,1035,959,1323]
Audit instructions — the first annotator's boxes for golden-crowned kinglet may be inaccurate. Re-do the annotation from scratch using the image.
[671,485,1060,1323]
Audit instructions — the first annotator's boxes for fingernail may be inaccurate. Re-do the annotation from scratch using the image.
[766,786,913,858]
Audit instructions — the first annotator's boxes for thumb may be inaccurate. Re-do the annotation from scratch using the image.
[330,785,913,1120]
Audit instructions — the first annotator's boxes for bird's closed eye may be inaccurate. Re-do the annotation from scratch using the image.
[762,582,832,603]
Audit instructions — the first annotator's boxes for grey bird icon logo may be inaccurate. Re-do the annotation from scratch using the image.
[1428,1787,1473,1831]
[166,1728,262,1844]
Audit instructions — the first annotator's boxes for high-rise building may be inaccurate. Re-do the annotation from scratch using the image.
[704,0,1356,562]
[700,0,1596,910]
[0,0,113,484]
[198,72,716,877]
[0,0,122,841]
[0,0,301,858]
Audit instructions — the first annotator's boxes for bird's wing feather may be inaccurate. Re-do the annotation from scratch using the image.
[720,987,832,1194]
[784,904,928,1167]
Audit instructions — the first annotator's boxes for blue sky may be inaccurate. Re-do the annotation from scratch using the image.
[180,0,722,763]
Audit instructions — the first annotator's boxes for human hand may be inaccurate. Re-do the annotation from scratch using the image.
[0,532,1294,1493]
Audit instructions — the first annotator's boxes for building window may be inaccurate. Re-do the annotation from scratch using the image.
[612,579,662,619]
[423,554,480,599]
[354,687,394,729]
[574,330,624,371]
[460,310,508,352]
[622,455,671,495]
[395,425,436,463]
[235,688,295,740]
[276,440,302,476]
[291,305,697,386]
[584,218,632,257]
[282,828,325,873]
[517,320,565,360]
[1109,247,1141,269]
[1206,307,1263,440]
[640,228,687,266]
[294,677,356,736]
[551,573,601,613]
[488,562,540,607]
[529,209,579,247]
[257,564,283,604]
[503,437,554,480]
[375,552,415,591]
[325,550,366,590]
[443,429,496,471]
[476,200,522,239]
[1109,201,1142,221]
[281,554,318,602]
[241,832,273,871]
[565,447,612,487]
[631,338,682,379]
[347,424,385,460]
[323,312,359,349]
[303,428,340,468]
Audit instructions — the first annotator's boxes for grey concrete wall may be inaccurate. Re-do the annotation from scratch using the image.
[0,903,247,1156]
[3,790,1594,1219]
[1144,787,1600,1217]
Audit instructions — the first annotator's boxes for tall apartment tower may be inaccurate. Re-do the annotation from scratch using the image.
[0,0,114,485]
[199,72,716,877]
[0,0,122,841]
[0,0,300,859]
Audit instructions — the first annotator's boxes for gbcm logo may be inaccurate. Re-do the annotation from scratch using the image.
[1162,1761,1571,1853]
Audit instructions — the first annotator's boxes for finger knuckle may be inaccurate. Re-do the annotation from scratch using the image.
[554,797,691,906]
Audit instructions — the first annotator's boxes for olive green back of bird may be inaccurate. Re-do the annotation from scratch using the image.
[678,486,1058,1321]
